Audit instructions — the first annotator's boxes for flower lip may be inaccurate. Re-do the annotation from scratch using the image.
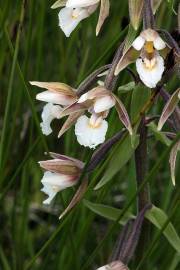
[75,114,108,148]
[41,171,79,205]
[136,55,165,88]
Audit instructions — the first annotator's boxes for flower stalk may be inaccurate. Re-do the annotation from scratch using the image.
[135,116,151,262]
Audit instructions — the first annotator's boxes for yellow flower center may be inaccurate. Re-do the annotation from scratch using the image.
[144,41,154,54]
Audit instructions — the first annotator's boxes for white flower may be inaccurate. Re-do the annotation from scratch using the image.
[58,7,95,37]
[40,103,62,135]
[30,81,77,135]
[41,171,78,205]
[132,28,166,88]
[75,114,108,148]
[58,1,98,37]
[132,29,166,51]
[66,0,100,8]
[97,260,129,270]
[136,55,165,88]
[94,96,115,113]
[115,28,168,88]
[55,0,109,36]
[77,87,115,113]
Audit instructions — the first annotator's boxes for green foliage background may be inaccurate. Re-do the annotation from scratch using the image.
[0,0,179,269]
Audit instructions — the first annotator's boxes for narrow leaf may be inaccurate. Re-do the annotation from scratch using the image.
[84,201,180,253]
[96,0,110,36]
[169,140,180,185]
[145,205,180,253]
[131,84,151,122]
[128,0,144,30]
[95,134,139,190]
[118,82,135,93]
[157,88,180,131]
[149,122,171,146]
[83,200,135,225]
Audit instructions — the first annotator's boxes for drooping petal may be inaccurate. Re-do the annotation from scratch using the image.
[40,103,62,135]
[93,95,115,113]
[96,0,110,36]
[136,55,165,88]
[132,36,145,50]
[97,260,129,270]
[157,88,180,131]
[58,111,84,138]
[75,115,108,148]
[41,171,78,204]
[59,178,88,219]
[114,47,140,75]
[58,7,90,37]
[36,90,74,106]
[112,94,133,135]
[66,0,99,8]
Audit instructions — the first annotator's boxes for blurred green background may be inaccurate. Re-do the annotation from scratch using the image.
[0,0,179,269]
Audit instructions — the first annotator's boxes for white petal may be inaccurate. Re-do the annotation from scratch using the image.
[66,0,99,8]
[58,7,89,37]
[75,115,108,149]
[154,36,166,50]
[36,90,73,105]
[40,103,62,135]
[41,171,77,204]
[136,55,165,88]
[78,93,88,103]
[94,96,115,113]
[132,36,145,51]
[141,28,157,42]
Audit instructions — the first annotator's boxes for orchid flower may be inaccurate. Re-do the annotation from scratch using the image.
[59,86,132,149]
[51,0,110,37]
[115,28,170,88]
[39,153,84,204]
[30,81,77,135]
[97,261,129,270]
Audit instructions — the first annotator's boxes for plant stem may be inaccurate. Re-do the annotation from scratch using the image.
[135,116,151,264]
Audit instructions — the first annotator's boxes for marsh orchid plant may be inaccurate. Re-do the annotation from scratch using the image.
[30,0,180,268]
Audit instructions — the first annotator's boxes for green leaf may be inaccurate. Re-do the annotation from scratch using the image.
[145,205,180,253]
[84,201,180,253]
[83,200,135,225]
[131,84,151,122]
[94,134,139,190]
[118,81,135,93]
[148,122,171,146]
